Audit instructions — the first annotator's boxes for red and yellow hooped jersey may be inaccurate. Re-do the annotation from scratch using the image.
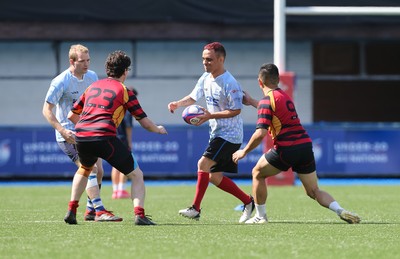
[71,78,146,141]
[256,88,311,150]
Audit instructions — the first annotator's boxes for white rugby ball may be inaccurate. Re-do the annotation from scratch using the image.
[182,105,204,125]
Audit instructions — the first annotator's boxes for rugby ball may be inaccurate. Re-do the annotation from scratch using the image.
[182,105,204,125]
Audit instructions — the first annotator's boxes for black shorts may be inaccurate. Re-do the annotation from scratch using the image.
[203,137,241,174]
[118,136,130,150]
[77,137,135,175]
[265,146,316,174]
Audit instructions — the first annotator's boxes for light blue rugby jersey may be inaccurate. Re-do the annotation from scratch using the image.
[44,69,98,142]
[189,70,244,144]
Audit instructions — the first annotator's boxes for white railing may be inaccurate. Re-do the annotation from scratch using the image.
[274,0,400,72]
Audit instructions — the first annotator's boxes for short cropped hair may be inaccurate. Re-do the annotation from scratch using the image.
[204,42,226,59]
[105,50,131,78]
[259,63,280,85]
[69,44,89,61]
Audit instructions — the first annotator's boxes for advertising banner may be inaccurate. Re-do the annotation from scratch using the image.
[102,126,263,178]
[0,125,399,178]
[0,126,263,178]
[307,128,400,177]
[0,128,76,177]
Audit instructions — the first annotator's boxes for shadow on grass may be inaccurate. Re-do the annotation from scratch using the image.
[270,220,396,225]
[157,220,399,226]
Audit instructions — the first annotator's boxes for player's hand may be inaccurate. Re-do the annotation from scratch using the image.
[232,149,246,164]
[167,102,178,113]
[157,125,168,134]
[61,128,77,144]
[194,108,210,126]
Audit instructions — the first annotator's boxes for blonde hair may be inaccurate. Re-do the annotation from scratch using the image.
[69,44,89,61]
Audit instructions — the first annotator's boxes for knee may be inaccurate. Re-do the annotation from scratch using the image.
[197,156,213,172]
[127,167,143,180]
[77,165,94,177]
[252,168,263,180]
[197,159,206,171]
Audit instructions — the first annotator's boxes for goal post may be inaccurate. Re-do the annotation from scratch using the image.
[274,0,400,73]
[268,1,400,185]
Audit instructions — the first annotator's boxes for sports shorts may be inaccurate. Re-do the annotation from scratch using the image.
[203,137,241,174]
[77,137,138,175]
[265,146,316,174]
[57,141,79,163]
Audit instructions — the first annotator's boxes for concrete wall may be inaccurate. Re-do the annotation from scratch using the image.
[0,40,312,126]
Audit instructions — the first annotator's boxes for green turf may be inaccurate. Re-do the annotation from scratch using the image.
[0,183,399,259]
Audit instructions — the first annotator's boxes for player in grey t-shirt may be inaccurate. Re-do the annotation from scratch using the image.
[43,44,121,223]
[168,42,254,223]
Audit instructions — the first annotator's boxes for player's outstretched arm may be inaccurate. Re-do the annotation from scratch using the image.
[138,117,167,134]
[232,128,267,163]
[168,96,195,113]
[242,91,259,108]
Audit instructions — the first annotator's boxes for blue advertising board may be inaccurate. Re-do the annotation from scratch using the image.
[0,126,263,178]
[0,128,76,177]
[307,127,400,177]
[0,125,399,178]
[100,126,263,178]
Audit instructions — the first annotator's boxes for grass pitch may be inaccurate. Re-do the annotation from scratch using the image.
[0,182,399,259]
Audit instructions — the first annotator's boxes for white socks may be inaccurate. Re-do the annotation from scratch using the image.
[328,201,344,215]
[255,204,267,218]
[118,182,125,191]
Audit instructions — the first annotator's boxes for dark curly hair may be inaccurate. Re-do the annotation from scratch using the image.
[105,50,131,78]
